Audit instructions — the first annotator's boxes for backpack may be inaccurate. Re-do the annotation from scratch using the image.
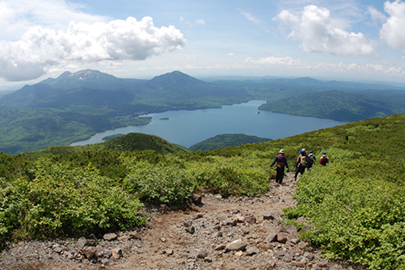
[320,156,328,165]
[299,155,307,167]
[308,154,316,164]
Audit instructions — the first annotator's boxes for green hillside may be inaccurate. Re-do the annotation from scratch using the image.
[259,90,405,122]
[1,114,404,269]
[189,133,271,151]
[26,132,189,157]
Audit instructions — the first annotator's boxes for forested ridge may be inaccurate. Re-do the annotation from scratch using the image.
[1,114,404,269]
[1,69,405,154]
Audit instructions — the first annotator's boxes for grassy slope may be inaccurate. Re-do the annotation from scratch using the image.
[189,133,271,151]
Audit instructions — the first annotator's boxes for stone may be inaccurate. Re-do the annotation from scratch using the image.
[225,239,248,252]
[231,208,240,214]
[192,194,202,204]
[215,231,223,238]
[317,260,328,267]
[103,233,118,241]
[226,219,237,226]
[96,245,105,258]
[235,251,244,257]
[204,257,213,262]
[236,216,245,222]
[183,220,193,227]
[274,250,287,259]
[290,237,300,244]
[111,248,123,259]
[282,253,293,262]
[53,246,63,253]
[244,216,256,224]
[280,224,299,236]
[77,237,88,249]
[277,234,287,244]
[82,246,97,259]
[265,232,278,243]
[263,213,282,221]
[197,250,208,259]
[101,258,109,265]
[104,250,112,259]
[86,239,97,246]
[185,226,195,234]
[295,259,307,267]
[304,252,315,261]
[166,249,174,256]
[246,247,261,256]
[129,231,142,240]
[214,244,226,250]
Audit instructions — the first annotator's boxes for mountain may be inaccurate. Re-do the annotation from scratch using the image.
[0,69,404,154]
[189,133,271,151]
[259,90,405,122]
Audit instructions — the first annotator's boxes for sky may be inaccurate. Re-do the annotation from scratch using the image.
[1,0,405,90]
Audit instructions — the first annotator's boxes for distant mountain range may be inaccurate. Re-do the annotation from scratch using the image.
[0,69,404,154]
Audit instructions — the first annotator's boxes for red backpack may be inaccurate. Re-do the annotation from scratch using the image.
[320,156,328,165]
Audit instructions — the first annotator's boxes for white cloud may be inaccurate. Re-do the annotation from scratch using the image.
[275,5,377,56]
[367,6,386,22]
[245,56,301,66]
[380,0,405,52]
[0,16,186,81]
[238,9,261,24]
[195,19,206,25]
[0,0,107,40]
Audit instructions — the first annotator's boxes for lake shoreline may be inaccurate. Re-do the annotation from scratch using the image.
[71,100,345,148]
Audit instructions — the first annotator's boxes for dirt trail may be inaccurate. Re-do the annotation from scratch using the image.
[0,172,366,270]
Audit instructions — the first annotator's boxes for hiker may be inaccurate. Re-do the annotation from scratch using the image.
[320,152,329,166]
[295,150,309,181]
[307,150,316,170]
[270,149,289,185]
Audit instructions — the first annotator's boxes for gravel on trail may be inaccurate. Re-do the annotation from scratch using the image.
[0,172,368,270]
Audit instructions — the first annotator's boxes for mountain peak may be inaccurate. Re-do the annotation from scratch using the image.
[149,70,206,86]
[59,69,113,81]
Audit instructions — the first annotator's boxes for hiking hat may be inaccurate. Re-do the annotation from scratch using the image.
[279,149,284,154]
[323,151,326,154]
[300,150,304,154]
[309,150,313,153]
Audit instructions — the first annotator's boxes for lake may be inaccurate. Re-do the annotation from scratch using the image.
[70,100,345,148]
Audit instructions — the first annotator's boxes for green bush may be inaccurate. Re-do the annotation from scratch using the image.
[0,158,146,244]
[123,161,196,204]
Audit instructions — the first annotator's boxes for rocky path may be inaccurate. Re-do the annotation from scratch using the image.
[0,172,366,270]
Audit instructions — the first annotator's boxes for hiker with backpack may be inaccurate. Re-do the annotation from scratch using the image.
[295,149,309,181]
[320,152,329,166]
[270,149,289,185]
[307,150,316,170]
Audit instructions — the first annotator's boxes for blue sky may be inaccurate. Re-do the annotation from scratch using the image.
[1,0,405,89]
